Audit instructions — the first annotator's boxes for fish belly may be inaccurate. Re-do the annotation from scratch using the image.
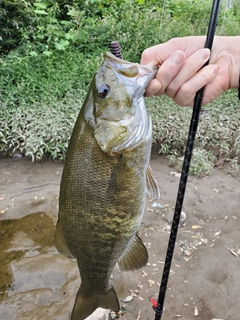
[55,120,151,319]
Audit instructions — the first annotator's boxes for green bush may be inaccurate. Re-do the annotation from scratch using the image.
[176,148,215,177]
[147,91,240,176]
[2,0,239,58]
[0,90,85,160]
[0,1,32,53]
[1,50,98,105]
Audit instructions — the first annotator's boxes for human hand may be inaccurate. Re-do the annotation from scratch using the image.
[141,36,240,106]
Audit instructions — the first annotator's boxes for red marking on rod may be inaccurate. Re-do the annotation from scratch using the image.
[151,297,158,309]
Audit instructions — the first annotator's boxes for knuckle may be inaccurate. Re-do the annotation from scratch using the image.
[175,96,192,107]
[166,88,176,99]
[165,81,179,98]
[141,48,152,60]
[180,83,192,95]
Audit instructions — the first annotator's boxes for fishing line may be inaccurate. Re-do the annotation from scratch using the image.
[153,1,221,319]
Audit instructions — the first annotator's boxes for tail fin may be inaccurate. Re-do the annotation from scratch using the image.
[71,285,120,320]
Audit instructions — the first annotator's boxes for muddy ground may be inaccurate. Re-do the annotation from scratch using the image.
[0,154,240,320]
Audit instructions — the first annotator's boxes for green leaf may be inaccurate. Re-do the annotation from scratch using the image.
[29,51,38,57]
[60,20,71,26]
[55,40,69,50]
[49,18,58,23]
[43,50,52,56]
[65,32,75,40]
[67,9,80,17]
[34,9,48,15]
[34,3,48,9]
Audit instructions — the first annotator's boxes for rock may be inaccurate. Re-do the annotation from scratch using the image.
[85,308,109,320]
[194,306,199,317]
[170,171,181,178]
[13,153,23,159]
[162,209,187,224]
[152,202,164,208]
[122,295,133,302]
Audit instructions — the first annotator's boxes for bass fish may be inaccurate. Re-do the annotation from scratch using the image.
[54,52,159,320]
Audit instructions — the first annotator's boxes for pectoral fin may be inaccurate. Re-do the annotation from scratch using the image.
[118,234,148,271]
[146,165,160,200]
[54,219,75,259]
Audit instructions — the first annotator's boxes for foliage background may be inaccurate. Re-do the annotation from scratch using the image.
[0,0,239,175]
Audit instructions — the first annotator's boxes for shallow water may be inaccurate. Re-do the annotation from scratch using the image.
[0,158,80,320]
[0,212,55,300]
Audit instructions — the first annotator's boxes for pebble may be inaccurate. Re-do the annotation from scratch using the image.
[13,153,23,159]
[122,295,133,302]
[194,306,199,316]
[162,210,187,224]
[152,202,164,208]
[170,171,181,178]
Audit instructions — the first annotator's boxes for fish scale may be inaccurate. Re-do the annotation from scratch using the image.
[54,52,159,320]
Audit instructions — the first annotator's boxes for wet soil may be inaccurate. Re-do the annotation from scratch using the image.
[0,155,240,320]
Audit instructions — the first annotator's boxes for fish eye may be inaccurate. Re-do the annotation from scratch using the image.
[97,84,110,98]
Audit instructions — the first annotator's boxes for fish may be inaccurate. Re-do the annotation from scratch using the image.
[54,52,160,320]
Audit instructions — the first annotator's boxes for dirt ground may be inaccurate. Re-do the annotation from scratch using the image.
[0,153,240,320]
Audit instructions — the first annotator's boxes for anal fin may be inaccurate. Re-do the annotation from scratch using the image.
[118,234,148,271]
[146,165,160,200]
[54,219,75,259]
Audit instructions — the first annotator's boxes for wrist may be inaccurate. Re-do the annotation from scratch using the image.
[228,36,240,89]
[213,36,240,91]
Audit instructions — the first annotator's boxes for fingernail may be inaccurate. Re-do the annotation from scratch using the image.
[199,48,210,60]
[170,51,184,66]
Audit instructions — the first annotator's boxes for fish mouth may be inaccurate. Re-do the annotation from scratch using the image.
[104,52,158,82]
[105,52,158,69]
[104,52,138,68]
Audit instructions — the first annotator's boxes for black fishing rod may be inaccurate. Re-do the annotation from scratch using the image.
[153,0,221,319]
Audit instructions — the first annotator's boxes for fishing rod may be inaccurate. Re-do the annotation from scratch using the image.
[153,0,221,319]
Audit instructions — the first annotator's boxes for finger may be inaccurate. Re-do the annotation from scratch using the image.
[141,44,172,66]
[141,36,206,66]
[166,48,210,98]
[144,78,162,97]
[144,51,185,96]
[173,64,219,106]
[149,51,185,96]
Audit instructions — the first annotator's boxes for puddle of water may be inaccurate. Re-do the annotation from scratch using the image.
[0,211,55,300]
[7,251,66,297]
